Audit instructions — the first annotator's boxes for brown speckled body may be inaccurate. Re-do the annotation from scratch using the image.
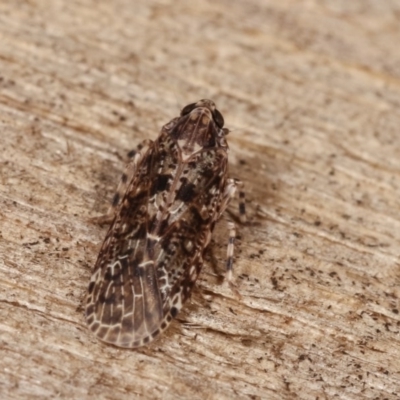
[86,100,238,348]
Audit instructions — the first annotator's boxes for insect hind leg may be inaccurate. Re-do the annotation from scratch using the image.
[224,220,242,299]
[219,178,246,298]
[225,221,236,282]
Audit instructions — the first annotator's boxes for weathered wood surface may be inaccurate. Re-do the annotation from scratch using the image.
[1,1,400,399]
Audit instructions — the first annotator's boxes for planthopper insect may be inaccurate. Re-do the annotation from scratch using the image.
[85,99,245,348]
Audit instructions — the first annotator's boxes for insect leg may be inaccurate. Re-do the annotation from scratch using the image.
[219,178,246,223]
[221,179,238,284]
[235,179,247,224]
[220,179,244,298]
[225,221,236,282]
[217,179,239,281]
[126,139,152,160]
[91,139,152,225]
[224,220,242,299]
[108,139,152,214]
[218,178,236,218]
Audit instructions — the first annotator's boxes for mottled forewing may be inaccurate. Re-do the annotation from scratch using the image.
[149,137,228,321]
[86,144,167,347]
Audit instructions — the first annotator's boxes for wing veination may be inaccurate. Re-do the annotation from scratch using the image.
[86,240,164,347]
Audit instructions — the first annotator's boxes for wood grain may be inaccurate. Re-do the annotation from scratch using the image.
[1,1,400,399]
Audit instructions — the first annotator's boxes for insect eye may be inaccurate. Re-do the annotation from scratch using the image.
[213,109,224,128]
[181,102,197,116]
[222,128,230,136]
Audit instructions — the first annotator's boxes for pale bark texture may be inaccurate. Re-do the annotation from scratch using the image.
[1,1,400,399]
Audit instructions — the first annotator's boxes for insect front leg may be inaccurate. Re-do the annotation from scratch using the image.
[108,139,152,214]
[235,179,247,224]
[126,139,153,160]
[91,139,152,225]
